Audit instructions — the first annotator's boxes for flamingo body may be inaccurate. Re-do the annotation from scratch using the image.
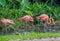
[18,15,34,22]
[36,14,54,24]
[1,18,14,25]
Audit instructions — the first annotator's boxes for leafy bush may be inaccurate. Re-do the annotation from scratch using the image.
[0,0,60,34]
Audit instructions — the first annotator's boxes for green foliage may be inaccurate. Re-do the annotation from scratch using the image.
[16,0,22,2]
[8,0,13,2]
[0,0,6,6]
[0,0,60,33]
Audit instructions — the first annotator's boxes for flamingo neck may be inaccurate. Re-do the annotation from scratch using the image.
[46,18,51,25]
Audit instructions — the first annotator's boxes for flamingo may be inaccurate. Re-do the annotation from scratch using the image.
[36,14,55,32]
[18,15,34,22]
[18,15,34,32]
[1,18,14,34]
[36,14,54,25]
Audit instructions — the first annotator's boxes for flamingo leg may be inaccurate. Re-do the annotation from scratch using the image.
[25,22,27,34]
[31,23,35,32]
[43,23,46,32]
[5,25,8,34]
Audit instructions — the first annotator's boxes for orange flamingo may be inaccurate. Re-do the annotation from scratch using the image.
[18,15,34,32]
[18,15,34,22]
[36,14,55,32]
[1,18,14,34]
[36,14,54,25]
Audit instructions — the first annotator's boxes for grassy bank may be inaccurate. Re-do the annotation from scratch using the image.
[0,32,60,41]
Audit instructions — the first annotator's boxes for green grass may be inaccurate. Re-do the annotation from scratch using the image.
[0,32,60,41]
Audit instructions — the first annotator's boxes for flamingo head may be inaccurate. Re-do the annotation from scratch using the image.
[29,17,34,22]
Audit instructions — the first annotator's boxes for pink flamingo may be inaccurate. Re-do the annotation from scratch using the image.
[36,14,55,32]
[18,15,34,22]
[18,15,34,32]
[36,14,54,25]
[1,18,14,34]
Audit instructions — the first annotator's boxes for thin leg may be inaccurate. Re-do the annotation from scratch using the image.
[25,22,28,35]
[44,24,47,32]
[5,25,8,34]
